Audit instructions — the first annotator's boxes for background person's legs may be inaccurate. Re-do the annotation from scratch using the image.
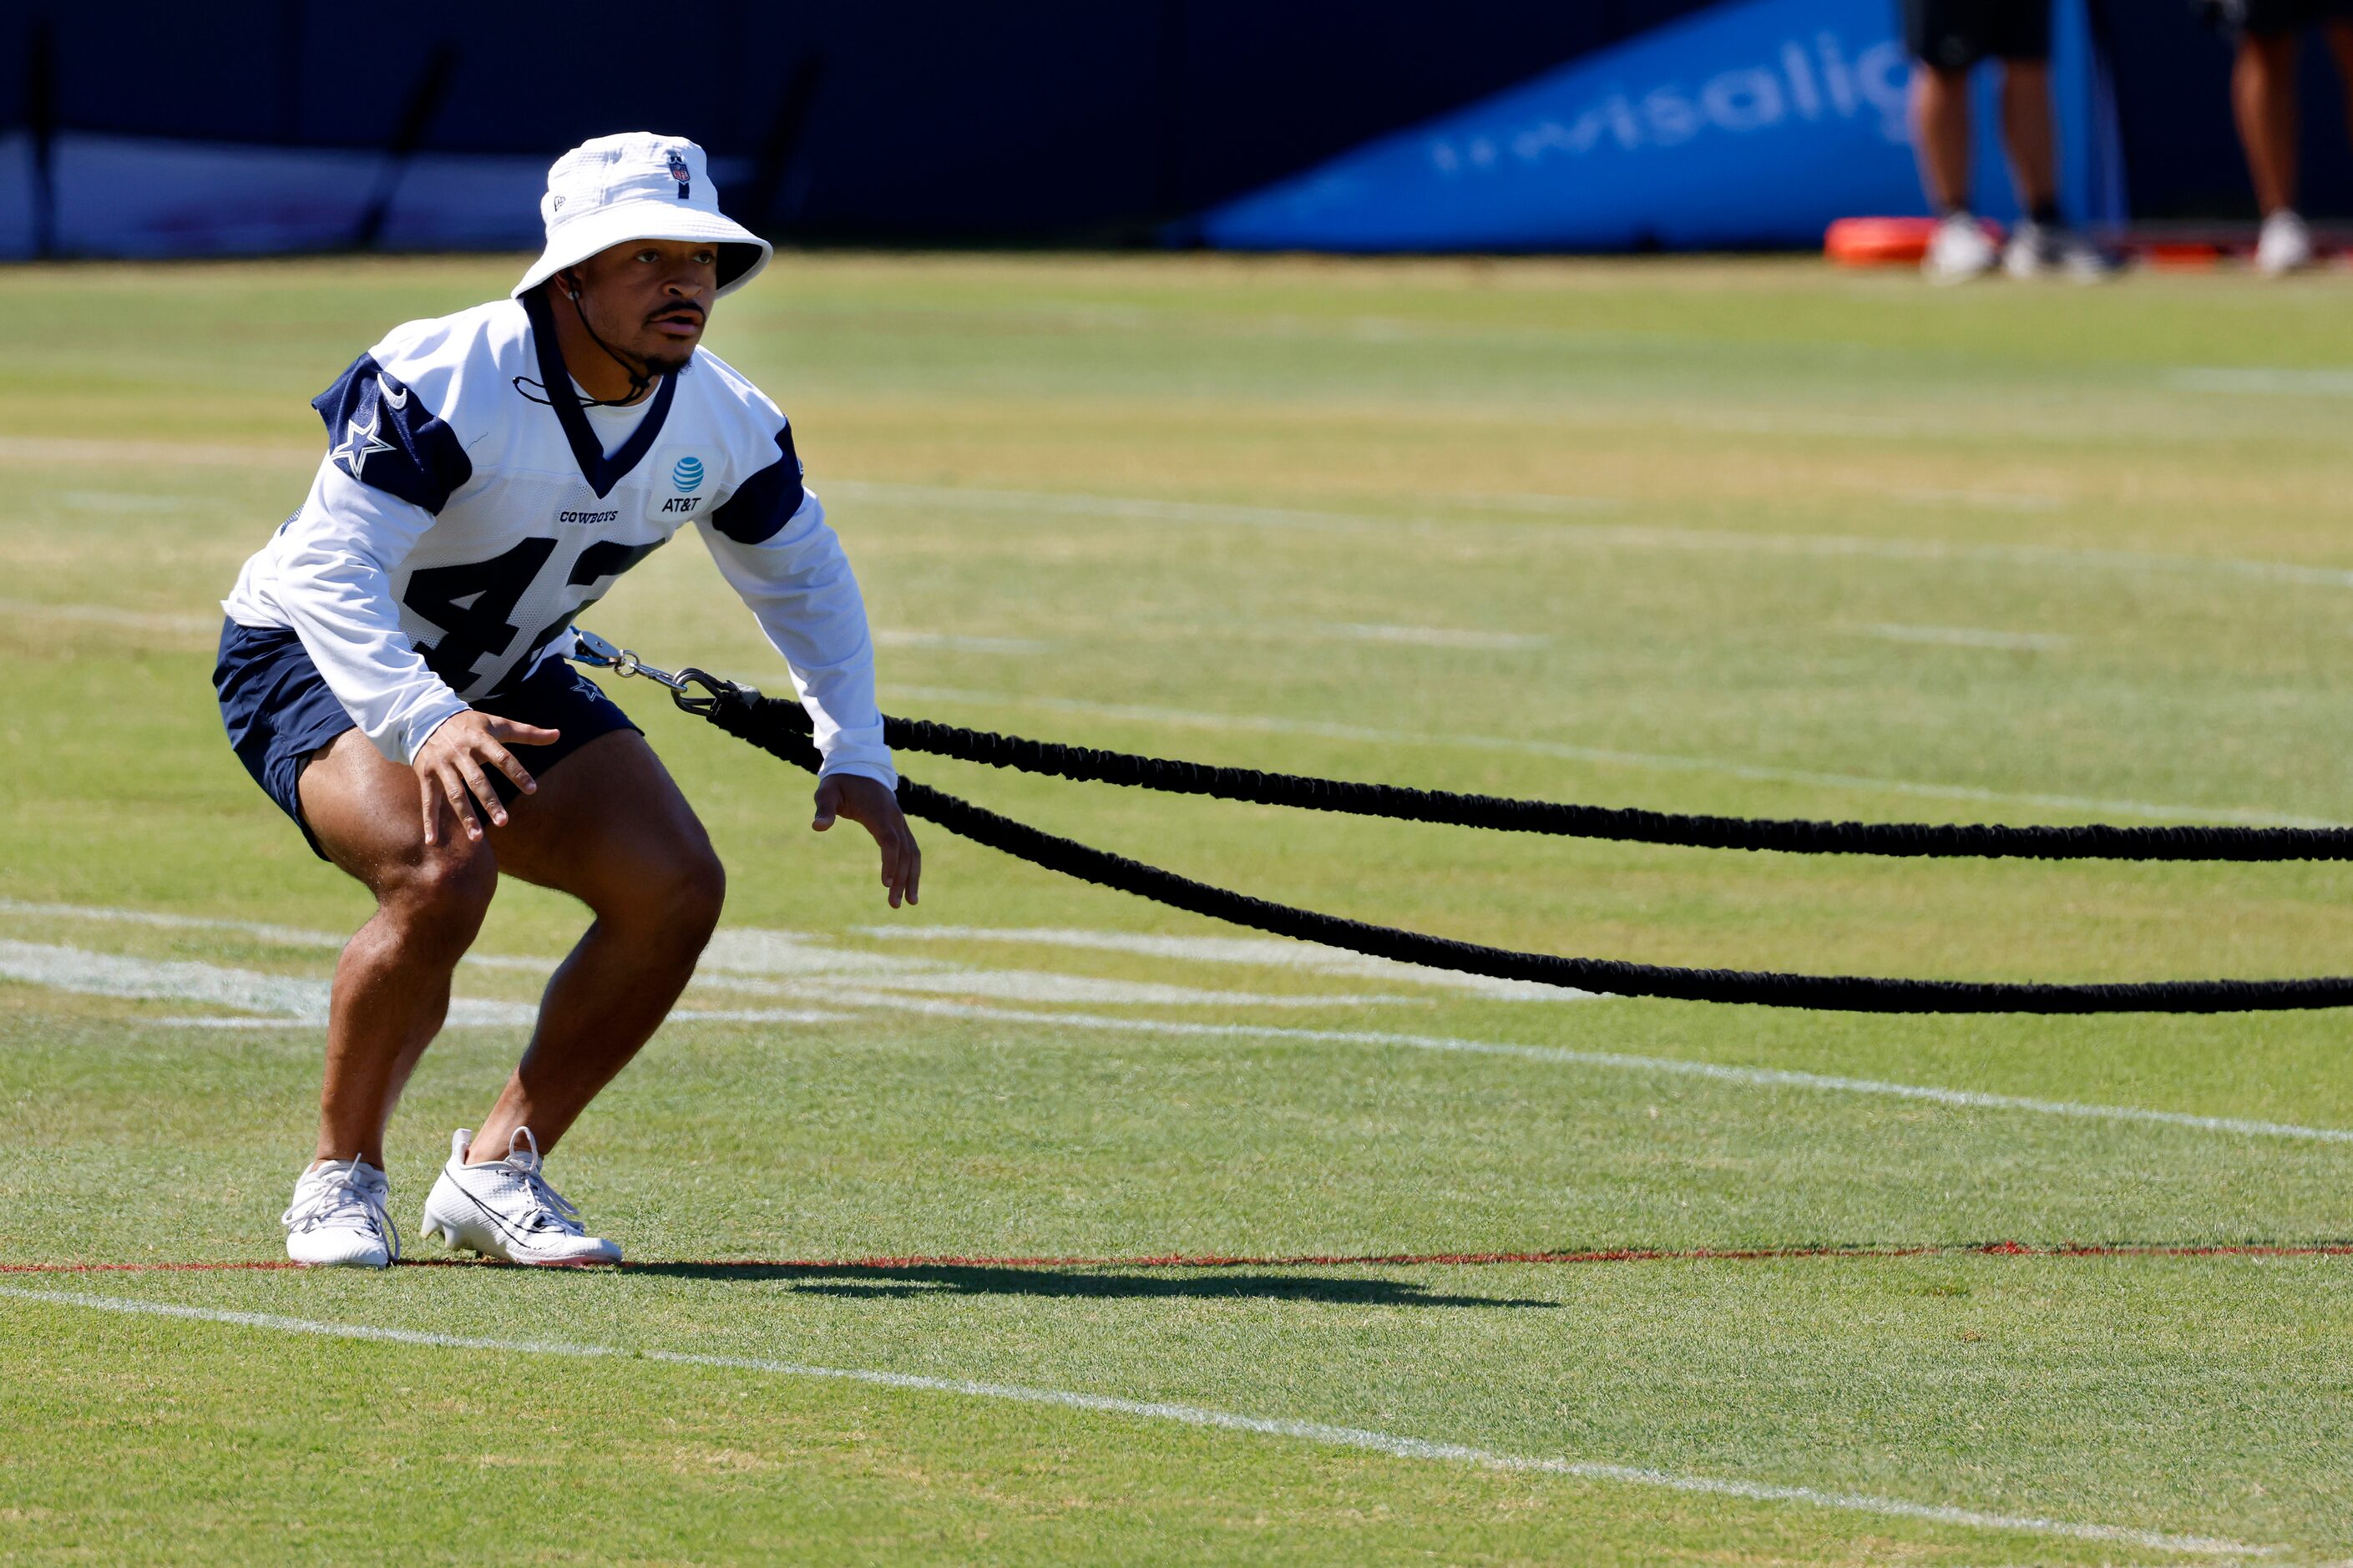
[1905,0,2004,281]
[1911,63,1976,215]
[2235,29,2304,216]
[1911,62,2001,281]
[460,729,726,1163]
[1999,58,2060,217]
[1993,54,2112,276]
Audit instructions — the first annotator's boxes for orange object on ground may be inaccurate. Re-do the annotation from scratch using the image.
[1824,216,1940,266]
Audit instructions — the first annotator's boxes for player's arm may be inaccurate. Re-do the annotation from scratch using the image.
[697,461,918,908]
[274,465,551,846]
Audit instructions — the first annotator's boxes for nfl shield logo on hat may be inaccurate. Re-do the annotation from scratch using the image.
[666,149,691,200]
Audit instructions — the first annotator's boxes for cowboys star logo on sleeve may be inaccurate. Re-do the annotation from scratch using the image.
[333,401,396,480]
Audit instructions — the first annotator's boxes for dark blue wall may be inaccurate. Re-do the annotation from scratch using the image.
[1,1,1718,241]
[3,0,2333,244]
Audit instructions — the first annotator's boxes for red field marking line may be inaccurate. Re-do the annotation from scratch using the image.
[4,1241,2351,1275]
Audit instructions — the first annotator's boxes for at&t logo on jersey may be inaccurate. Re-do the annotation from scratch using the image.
[660,454,706,514]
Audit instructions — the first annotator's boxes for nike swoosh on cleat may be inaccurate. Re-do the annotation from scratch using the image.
[446,1170,538,1248]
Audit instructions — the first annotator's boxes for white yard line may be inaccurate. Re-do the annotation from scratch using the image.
[1437,492,1625,514]
[1,598,220,635]
[691,925,1410,1007]
[2169,367,2353,397]
[0,436,316,469]
[825,478,1378,534]
[873,630,1052,654]
[726,994,2353,1146]
[0,937,334,1019]
[860,925,1562,1001]
[13,903,2351,1144]
[54,491,208,514]
[827,476,2353,589]
[151,1007,853,1029]
[0,898,348,948]
[1844,624,2072,653]
[0,938,537,1027]
[1290,621,1550,651]
[20,933,2346,1145]
[692,969,1414,1010]
[883,685,2333,827]
[1890,488,2063,512]
[0,935,1401,1020]
[0,1284,2272,1558]
[0,899,1393,1007]
[3,443,2345,589]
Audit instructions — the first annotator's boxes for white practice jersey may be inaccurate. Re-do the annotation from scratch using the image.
[224,293,893,784]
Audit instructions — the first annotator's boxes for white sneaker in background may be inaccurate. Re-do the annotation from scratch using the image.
[420,1127,622,1266]
[1922,213,1999,285]
[282,1156,398,1268]
[2003,220,2118,281]
[2255,209,2314,276]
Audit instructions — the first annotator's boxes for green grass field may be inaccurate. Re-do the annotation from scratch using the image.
[5,252,2353,1564]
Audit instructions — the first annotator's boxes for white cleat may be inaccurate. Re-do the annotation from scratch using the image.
[419,1127,621,1267]
[2255,209,2314,276]
[2002,220,2117,281]
[282,1156,399,1268]
[1922,212,1999,285]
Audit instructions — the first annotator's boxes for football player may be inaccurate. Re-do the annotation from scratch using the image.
[217,133,918,1267]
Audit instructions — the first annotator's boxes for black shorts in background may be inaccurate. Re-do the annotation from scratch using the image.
[1904,0,2052,68]
[2209,0,2353,37]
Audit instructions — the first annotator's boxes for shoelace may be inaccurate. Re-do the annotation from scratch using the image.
[495,1128,590,1237]
[281,1157,402,1257]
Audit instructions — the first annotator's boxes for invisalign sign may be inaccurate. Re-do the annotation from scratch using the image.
[1196,0,2118,250]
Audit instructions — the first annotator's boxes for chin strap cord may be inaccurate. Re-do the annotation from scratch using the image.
[576,642,2353,1014]
[560,284,654,407]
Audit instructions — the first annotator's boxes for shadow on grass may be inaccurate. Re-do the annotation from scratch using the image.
[616,1261,1556,1308]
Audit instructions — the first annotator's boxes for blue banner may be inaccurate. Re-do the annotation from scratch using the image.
[1197,0,2121,251]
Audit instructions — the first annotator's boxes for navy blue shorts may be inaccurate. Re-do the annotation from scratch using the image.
[1903,0,2051,68]
[214,620,640,859]
[2214,0,2353,35]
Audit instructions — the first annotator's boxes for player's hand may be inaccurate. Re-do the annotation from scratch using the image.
[414,711,560,846]
[812,773,921,908]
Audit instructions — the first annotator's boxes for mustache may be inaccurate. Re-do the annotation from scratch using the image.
[648,302,706,326]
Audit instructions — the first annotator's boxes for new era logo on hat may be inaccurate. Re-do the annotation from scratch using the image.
[513,133,772,301]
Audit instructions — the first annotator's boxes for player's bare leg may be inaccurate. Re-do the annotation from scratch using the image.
[463,729,726,1162]
[2235,31,2302,219]
[1911,63,1999,281]
[298,726,501,1170]
[1910,63,1972,212]
[1998,59,2057,215]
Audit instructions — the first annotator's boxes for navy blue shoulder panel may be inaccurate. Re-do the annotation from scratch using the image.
[311,352,473,514]
[708,427,807,545]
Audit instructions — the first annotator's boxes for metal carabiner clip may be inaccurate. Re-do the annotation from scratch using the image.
[566,627,693,693]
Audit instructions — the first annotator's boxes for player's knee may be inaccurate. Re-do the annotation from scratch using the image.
[381,842,499,949]
[660,844,726,948]
[611,839,725,960]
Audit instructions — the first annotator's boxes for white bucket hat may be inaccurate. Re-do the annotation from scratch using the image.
[512,133,772,301]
